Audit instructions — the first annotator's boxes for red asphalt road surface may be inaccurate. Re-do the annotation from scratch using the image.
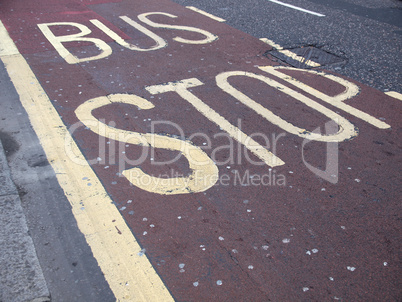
[1,0,401,300]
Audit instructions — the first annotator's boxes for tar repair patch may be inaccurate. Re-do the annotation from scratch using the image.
[267,46,347,69]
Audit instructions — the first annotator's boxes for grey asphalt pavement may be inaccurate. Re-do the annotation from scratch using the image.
[173,0,402,92]
[0,131,49,301]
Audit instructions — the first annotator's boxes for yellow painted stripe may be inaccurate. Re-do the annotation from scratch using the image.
[259,38,283,50]
[279,49,321,67]
[260,38,320,68]
[0,21,19,56]
[385,91,402,101]
[0,20,173,302]
[186,6,226,22]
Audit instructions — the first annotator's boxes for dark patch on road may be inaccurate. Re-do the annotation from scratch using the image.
[0,131,19,157]
[266,45,347,69]
[28,154,50,168]
[15,184,28,198]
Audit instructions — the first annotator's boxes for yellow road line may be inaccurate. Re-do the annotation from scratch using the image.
[0,20,173,302]
[259,38,283,50]
[260,38,320,68]
[186,6,226,22]
[385,91,402,101]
